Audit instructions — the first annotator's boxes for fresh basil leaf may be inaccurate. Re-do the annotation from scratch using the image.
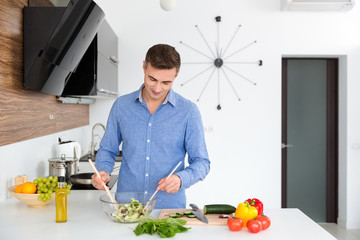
[178,225,191,232]
[134,224,145,236]
[176,219,187,225]
[143,223,152,233]
[133,217,190,238]
[157,227,169,238]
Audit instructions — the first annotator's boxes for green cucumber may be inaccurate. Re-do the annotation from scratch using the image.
[183,211,193,215]
[187,214,196,218]
[169,213,180,218]
[203,204,236,215]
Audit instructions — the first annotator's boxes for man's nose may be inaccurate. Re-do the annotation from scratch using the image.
[154,82,161,92]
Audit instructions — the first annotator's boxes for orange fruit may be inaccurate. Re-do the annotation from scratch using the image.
[22,182,37,194]
[14,184,24,193]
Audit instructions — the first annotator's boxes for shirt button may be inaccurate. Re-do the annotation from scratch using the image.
[146,157,149,160]
[147,139,150,143]
[145,173,149,177]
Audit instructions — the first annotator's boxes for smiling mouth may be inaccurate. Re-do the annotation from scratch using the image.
[151,90,161,95]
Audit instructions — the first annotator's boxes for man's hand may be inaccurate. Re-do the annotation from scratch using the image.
[91,171,110,190]
[157,175,181,194]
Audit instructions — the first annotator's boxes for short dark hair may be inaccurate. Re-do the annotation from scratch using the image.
[145,44,181,73]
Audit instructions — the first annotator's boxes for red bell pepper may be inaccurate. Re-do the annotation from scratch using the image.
[245,198,263,216]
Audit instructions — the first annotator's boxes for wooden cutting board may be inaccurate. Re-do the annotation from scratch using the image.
[158,209,232,225]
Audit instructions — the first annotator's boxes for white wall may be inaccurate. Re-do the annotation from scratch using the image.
[0,0,359,230]
[91,0,360,228]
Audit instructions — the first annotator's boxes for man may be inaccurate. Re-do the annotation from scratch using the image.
[92,44,210,208]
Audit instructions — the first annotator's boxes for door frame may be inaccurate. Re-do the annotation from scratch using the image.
[281,58,339,223]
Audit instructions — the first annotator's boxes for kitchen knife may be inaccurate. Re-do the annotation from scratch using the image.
[189,203,209,224]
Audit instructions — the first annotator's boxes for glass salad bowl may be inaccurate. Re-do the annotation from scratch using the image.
[100,192,156,223]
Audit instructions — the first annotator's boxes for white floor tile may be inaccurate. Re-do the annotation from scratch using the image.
[319,223,360,240]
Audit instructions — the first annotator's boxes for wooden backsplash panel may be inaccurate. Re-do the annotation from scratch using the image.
[0,0,89,146]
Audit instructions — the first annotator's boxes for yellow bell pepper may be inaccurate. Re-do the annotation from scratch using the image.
[234,201,258,227]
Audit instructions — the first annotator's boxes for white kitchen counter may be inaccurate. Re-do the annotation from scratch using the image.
[0,190,336,240]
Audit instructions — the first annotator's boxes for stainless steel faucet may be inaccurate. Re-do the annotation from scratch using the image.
[91,123,106,159]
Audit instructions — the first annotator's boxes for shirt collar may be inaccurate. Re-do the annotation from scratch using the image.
[136,84,176,107]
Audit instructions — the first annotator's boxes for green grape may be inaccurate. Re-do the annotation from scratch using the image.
[37,190,41,194]
[66,185,71,190]
[64,182,67,186]
[33,179,38,185]
[43,188,48,193]
[38,195,42,200]
[48,176,53,181]
[42,178,47,183]
[53,176,58,182]
[48,189,53,194]
[46,181,51,186]
[42,198,47,203]
[37,177,43,182]
[66,190,71,195]
[38,182,44,188]
[51,182,56,188]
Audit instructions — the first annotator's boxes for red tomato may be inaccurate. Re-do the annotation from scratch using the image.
[257,215,271,230]
[247,219,262,233]
[227,217,243,231]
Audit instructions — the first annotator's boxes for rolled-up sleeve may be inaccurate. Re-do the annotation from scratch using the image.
[175,104,210,189]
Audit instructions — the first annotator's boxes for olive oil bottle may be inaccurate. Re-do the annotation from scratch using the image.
[56,176,67,223]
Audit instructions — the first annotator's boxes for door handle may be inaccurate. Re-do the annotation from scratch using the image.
[282,143,294,148]
[109,56,119,64]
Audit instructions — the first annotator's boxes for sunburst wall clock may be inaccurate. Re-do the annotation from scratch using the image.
[179,16,262,110]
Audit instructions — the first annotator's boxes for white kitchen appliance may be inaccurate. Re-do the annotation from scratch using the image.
[57,139,81,160]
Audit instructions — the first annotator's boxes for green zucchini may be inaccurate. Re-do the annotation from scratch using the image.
[203,204,236,215]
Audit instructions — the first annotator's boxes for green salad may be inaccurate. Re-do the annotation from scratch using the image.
[111,198,149,223]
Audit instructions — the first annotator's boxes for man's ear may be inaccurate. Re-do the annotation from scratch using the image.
[143,61,146,73]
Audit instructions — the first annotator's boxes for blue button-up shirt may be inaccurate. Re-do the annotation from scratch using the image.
[95,85,210,209]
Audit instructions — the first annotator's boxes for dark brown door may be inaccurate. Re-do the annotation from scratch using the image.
[281,58,338,223]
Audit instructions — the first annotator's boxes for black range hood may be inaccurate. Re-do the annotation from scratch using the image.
[23,0,105,96]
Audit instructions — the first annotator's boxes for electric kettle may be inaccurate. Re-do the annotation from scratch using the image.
[57,138,81,160]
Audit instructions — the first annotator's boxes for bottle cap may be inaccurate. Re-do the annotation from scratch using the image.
[58,176,65,182]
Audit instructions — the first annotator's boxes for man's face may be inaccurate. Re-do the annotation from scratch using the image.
[143,62,178,102]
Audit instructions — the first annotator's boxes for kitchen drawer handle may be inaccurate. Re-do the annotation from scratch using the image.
[97,88,118,96]
[109,56,119,64]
